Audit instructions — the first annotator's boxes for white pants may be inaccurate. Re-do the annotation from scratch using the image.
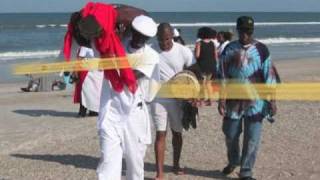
[97,103,151,180]
[151,99,183,132]
[81,70,103,112]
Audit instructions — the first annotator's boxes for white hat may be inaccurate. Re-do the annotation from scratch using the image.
[132,15,157,37]
[173,28,180,37]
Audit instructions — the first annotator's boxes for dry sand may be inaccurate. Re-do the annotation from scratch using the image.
[0,58,320,180]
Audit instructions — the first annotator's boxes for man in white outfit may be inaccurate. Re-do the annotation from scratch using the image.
[96,15,160,180]
[78,45,103,116]
[151,23,195,179]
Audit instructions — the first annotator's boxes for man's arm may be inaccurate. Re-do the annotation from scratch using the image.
[217,45,230,116]
[259,43,278,115]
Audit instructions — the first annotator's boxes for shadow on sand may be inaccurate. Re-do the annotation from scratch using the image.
[13,109,77,118]
[11,154,236,179]
[11,154,99,170]
[144,162,237,180]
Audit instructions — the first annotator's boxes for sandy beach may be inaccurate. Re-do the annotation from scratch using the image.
[0,58,320,180]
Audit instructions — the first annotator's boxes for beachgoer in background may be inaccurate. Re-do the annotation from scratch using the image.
[217,31,225,55]
[173,28,186,45]
[217,31,233,56]
[209,28,220,48]
[62,11,103,117]
[61,71,73,90]
[51,79,66,91]
[218,16,278,180]
[21,74,40,92]
[195,27,206,43]
[196,27,219,47]
[152,23,195,179]
[194,27,218,105]
[21,73,67,92]
[217,31,225,43]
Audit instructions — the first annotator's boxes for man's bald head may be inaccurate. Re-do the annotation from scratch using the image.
[157,23,173,36]
[157,23,174,51]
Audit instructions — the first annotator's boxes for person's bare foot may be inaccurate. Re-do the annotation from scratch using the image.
[172,167,185,175]
[154,176,164,180]
[205,100,212,106]
[21,87,30,92]
[154,175,164,180]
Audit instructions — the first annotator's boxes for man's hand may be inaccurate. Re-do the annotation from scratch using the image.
[70,72,79,83]
[133,70,144,79]
[188,99,202,108]
[218,100,226,116]
[269,101,277,116]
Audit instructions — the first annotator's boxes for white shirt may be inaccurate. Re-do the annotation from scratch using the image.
[212,39,220,49]
[78,46,94,58]
[154,42,195,82]
[98,42,160,126]
[218,40,230,56]
[126,42,161,103]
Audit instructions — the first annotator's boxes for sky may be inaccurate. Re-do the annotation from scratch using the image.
[1,0,320,13]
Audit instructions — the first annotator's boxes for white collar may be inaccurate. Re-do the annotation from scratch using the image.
[126,41,146,54]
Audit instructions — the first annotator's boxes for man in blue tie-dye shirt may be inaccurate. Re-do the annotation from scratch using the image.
[218,16,278,180]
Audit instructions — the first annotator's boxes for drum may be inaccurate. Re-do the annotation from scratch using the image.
[167,70,200,99]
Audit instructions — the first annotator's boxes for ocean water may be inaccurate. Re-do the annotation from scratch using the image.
[1,12,320,82]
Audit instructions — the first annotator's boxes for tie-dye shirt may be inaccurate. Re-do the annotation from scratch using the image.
[219,40,278,120]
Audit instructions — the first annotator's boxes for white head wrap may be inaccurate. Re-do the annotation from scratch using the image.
[132,15,157,37]
[173,28,180,37]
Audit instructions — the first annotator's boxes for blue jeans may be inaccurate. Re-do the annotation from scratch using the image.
[222,116,263,178]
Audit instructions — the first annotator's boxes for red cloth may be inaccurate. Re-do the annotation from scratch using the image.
[74,70,88,103]
[81,2,137,93]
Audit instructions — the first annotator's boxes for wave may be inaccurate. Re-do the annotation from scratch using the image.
[35,24,66,28]
[0,24,67,29]
[184,37,320,49]
[258,37,320,44]
[3,21,320,29]
[48,24,57,27]
[171,22,320,27]
[1,37,320,61]
[35,24,47,28]
[0,50,60,61]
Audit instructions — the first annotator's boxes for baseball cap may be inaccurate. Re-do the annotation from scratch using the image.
[236,16,254,30]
